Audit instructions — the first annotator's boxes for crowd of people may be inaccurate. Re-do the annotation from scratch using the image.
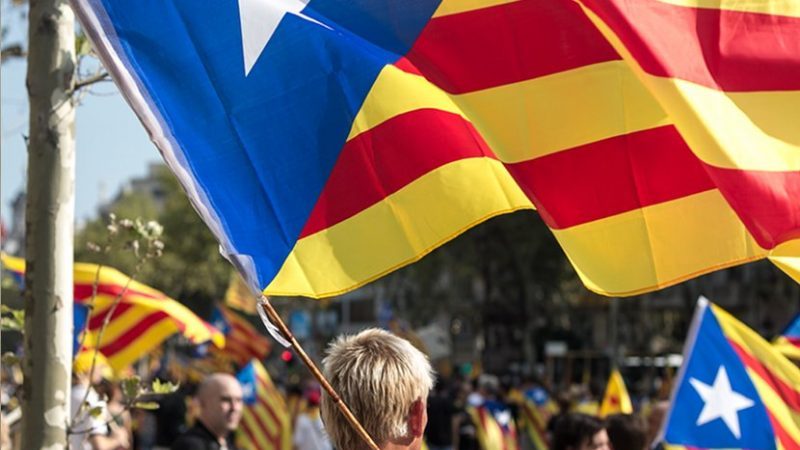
[1,328,670,450]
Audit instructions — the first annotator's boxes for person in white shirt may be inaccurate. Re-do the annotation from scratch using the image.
[293,385,332,450]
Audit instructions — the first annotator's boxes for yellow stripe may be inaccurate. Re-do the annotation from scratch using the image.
[104,318,177,370]
[347,64,465,141]
[0,253,25,273]
[91,293,223,347]
[88,298,161,345]
[433,0,518,17]
[769,238,800,284]
[353,61,670,163]
[251,403,281,437]
[552,189,767,296]
[266,157,532,297]
[579,2,800,171]
[656,0,800,18]
[748,369,800,443]
[74,263,164,297]
[712,304,800,393]
[241,412,271,450]
[774,338,800,360]
[456,60,670,163]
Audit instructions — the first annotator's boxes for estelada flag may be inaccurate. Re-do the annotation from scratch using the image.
[599,368,633,417]
[71,0,800,299]
[658,297,800,450]
[236,359,292,450]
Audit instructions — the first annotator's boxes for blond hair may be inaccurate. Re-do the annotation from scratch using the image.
[321,328,434,450]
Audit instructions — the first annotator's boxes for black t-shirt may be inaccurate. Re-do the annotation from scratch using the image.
[170,421,238,450]
[426,392,456,446]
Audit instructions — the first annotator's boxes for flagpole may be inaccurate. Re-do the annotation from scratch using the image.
[258,296,381,450]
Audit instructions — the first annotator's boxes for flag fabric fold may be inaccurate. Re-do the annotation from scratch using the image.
[659,298,800,450]
[70,0,800,298]
[236,359,292,450]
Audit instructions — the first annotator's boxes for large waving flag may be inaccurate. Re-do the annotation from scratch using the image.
[71,0,800,298]
[659,298,800,450]
[599,369,633,417]
[1,253,224,370]
[236,360,292,450]
[210,305,271,367]
[774,314,800,361]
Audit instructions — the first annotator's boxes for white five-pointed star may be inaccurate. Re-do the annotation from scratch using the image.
[238,0,331,76]
[689,366,755,439]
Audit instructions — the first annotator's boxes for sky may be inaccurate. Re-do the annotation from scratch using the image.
[1,6,161,226]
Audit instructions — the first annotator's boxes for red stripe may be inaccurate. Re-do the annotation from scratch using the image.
[703,166,800,249]
[74,281,165,302]
[728,339,800,412]
[88,302,135,329]
[244,406,281,448]
[299,109,496,237]
[766,408,800,450]
[581,0,800,91]
[98,311,170,356]
[406,0,620,94]
[241,411,280,450]
[506,126,714,229]
[787,337,800,346]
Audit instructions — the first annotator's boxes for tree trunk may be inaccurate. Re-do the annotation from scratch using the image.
[21,0,76,446]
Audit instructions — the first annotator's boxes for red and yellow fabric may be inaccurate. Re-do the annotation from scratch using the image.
[519,399,549,450]
[714,304,800,450]
[224,272,258,315]
[599,369,633,417]
[237,360,292,450]
[467,405,520,450]
[212,305,271,367]
[264,0,800,298]
[2,253,224,371]
[774,314,800,361]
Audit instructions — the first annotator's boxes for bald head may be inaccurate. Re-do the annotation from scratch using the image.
[195,373,243,439]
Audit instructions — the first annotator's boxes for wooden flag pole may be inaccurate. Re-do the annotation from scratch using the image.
[258,296,381,450]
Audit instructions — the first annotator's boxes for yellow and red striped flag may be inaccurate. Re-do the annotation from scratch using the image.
[71,0,800,299]
[209,305,271,367]
[235,359,292,450]
[1,253,224,371]
[599,369,633,417]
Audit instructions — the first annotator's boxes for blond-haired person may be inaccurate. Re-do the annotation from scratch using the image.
[321,328,434,450]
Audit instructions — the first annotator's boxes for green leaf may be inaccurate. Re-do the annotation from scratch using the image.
[75,32,93,56]
[151,378,179,395]
[88,406,104,418]
[133,401,159,410]
[121,376,141,400]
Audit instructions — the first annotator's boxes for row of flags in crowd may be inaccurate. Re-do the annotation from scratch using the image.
[2,253,799,449]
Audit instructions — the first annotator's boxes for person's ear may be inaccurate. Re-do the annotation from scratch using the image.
[408,398,425,437]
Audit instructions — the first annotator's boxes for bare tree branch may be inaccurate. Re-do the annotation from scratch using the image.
[1,44,25,63]
[72,71,110,92]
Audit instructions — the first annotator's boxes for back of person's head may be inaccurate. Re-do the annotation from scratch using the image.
[552,413,606,450]
[321,328,434,450]
[606,414,647,450]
